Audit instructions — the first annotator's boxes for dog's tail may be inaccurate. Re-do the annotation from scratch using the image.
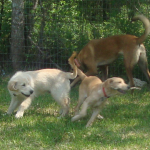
[66,52,78,79]
[68,51,86,80]
[132,15,150,44]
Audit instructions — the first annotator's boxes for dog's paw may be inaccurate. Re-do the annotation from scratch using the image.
[15,112,24,118]
[97,114,104,120]
[71,115,79,122]
[71,116,76,122]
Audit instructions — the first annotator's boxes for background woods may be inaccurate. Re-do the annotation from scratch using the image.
[0,0,150,80]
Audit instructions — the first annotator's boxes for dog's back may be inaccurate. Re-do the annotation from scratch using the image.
[79,76,102,97]
[81,76,102,88]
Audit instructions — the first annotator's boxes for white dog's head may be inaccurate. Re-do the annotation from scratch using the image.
[8,71,34,97]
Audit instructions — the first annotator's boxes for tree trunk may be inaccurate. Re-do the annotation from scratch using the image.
[0,0,4,38]
[11,0,24,71]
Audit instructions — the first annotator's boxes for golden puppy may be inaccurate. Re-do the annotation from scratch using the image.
[69,52,131,128]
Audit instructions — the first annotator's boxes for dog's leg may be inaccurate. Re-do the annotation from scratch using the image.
[58,97,70,117]
[99,65,108,81]
[138,51,150,84]
[71,103,88,122]
[124,47,144,87]
[97,114,104,119]
[74,89,87,115]
[85,65,98,76]
[15,97,33,118]
[86,107,100,128]
[51,85,70,117]
[7,98,22,115]
[74,98,85,115]
[71,97,92,122]
[124,61,135,87]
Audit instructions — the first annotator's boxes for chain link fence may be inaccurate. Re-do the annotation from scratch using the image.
[0,0,150,81]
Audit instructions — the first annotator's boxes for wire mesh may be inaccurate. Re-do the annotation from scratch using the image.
[0,0,150,82]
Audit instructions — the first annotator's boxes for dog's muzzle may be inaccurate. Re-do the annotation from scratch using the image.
[117,85,130,94]
[117,89,127,94]
[21,90,34,97]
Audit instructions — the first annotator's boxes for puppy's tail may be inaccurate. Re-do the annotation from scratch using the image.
[68,51,86,80]
[132,15,150,44]
[67,52,78,79]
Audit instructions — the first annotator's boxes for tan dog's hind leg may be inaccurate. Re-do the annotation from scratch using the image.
[74,95,86,115]
[124,52,136,87]
[84,61,98,76]
[125,66,134,87]
[98,65,108,81]
[138,51,150,83]
[74,85,87,115]
[72,98,90,122]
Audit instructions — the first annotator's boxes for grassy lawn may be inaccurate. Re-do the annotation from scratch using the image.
[0,77,150,150]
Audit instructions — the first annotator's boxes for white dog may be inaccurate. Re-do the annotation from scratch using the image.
[7,64,77,118]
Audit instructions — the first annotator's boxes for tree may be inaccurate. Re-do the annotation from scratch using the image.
[11,0,24,71]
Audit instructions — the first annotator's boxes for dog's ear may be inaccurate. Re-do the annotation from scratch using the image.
[109,79,113,84]
[109,79,118,89]
[8,81,18,91]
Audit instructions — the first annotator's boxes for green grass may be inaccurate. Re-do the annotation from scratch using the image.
[0,77,150,150]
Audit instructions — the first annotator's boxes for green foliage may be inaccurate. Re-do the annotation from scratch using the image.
[0,0,11,53]
[1,0,150,78]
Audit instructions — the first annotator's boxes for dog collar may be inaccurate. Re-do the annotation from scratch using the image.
[74,58,80,67]
[102,87,109,98]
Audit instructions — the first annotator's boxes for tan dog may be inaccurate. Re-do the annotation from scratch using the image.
[7,61,77,118]
[70,15,150,87]
[69,52,130,127]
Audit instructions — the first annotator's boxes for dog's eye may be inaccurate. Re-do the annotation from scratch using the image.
[22,84,26,86]
[118,81,122,84]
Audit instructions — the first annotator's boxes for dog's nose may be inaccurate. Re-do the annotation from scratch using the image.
[30,90,33,94]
